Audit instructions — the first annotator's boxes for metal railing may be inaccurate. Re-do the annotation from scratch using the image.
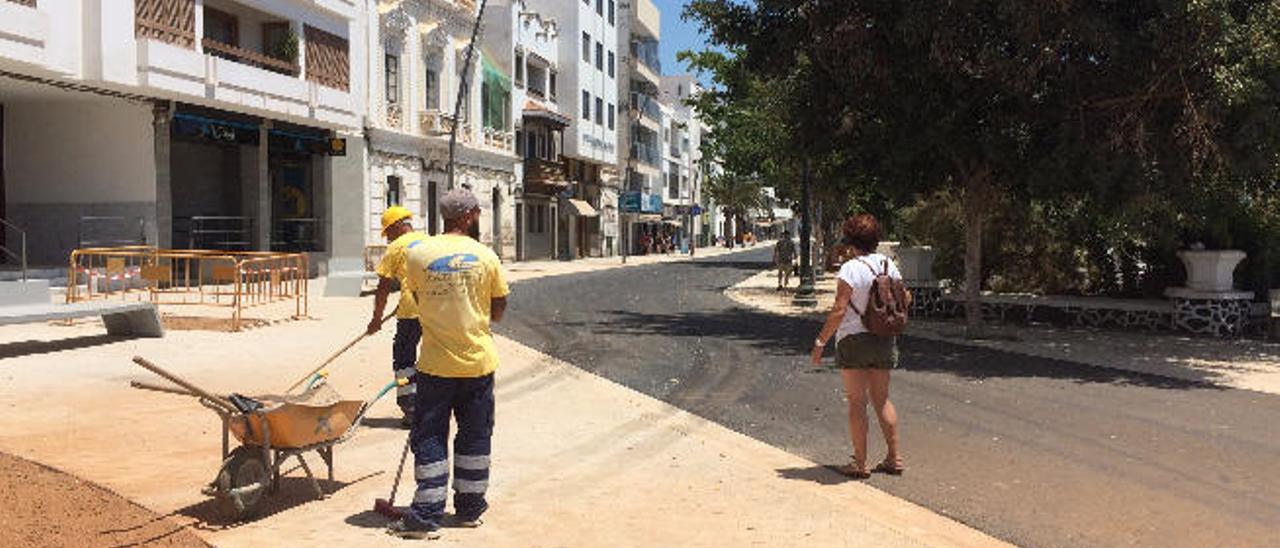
[273,218,323,252]
[0,217,27,281]
[79,216,146,249]
[67,246,308,331]
[186,216,253,251]
[631,141,661,167]
[629,92,662,124]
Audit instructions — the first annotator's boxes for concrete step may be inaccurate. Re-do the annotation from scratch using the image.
[0,266,66,284]
[0,280,52,306]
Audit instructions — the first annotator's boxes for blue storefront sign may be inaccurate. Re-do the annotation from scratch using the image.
[642,194,663,213]
[619,191,642,213]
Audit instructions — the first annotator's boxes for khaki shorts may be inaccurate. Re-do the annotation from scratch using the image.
[836,333,898,369]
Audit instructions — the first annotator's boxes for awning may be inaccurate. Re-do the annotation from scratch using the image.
[636,214,663,223]
[663,219,683,227]
[523,101,571,126]
[565,199,599,217]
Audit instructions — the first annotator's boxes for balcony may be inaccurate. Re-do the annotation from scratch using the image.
[483,127,515,152]
[629,92,662,128]
[420,109,458,137]
[631,141,660,168]
[632,0,660,39]
[0,0,47,69]
[524,157,570,196]
[133,0,355,128]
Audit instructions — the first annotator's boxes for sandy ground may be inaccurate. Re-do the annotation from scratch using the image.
[727,268,1280,394]
[0,247,1003,547]
[0,452,208,548]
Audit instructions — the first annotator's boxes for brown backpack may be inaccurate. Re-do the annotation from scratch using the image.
[851,258,912,336]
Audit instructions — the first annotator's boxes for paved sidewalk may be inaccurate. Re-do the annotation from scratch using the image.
[727,269,1280,395]
[0,249,1004,547]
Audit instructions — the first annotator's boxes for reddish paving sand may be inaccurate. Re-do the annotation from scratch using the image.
[0,452,207,548]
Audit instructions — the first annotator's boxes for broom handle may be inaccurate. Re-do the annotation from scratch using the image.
[285,308,398,393]
[132,356,238,413]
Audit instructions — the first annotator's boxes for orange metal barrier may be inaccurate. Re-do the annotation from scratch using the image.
[67,246,309,331]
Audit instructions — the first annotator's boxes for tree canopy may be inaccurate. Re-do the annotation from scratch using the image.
[685,0,1280,329]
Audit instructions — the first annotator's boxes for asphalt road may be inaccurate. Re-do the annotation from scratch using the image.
[497,248,1280,547]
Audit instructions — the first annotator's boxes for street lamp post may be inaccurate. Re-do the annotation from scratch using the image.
[792,158,817,307]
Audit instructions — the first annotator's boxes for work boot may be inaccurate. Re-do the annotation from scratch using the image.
[386,518,441,540]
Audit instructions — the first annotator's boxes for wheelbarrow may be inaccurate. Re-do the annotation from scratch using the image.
[129,355,406,522]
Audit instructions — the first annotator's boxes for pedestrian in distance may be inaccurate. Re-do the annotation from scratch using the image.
[386,188,511,540]
[367,205,428,427]
[774,230,797,291]
[809,213,909,479]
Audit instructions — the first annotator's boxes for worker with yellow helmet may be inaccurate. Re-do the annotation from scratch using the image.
[368,205,429,427]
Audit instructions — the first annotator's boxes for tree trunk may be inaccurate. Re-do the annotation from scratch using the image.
[962,171,991,337]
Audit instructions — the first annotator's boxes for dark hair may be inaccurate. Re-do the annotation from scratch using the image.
[842,214,881,254]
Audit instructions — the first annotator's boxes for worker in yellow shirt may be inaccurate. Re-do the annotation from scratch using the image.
[367,205,428,427]
[386,188,509,540]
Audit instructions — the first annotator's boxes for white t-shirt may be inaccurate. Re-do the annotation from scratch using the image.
[836,253,903,340]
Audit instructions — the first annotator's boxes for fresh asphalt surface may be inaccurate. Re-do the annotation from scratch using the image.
[497,247,1280,547]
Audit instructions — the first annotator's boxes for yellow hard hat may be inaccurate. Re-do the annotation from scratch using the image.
[381,206,412,234]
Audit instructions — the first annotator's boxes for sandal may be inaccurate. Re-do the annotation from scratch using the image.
[872,457,905,475]
[835,458,871,479]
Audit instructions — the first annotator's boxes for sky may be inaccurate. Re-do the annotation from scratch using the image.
[653,0,715,86]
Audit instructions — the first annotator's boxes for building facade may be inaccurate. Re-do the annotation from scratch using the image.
[0,0,365,270]
[368,0,518,260]
[524,0,618,260]
[615,0,662,256]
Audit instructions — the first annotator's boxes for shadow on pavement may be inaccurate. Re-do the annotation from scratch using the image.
[583,308,1220,390]
[175,473,377,530]
[361,417,410,431]
[775,465,859,486]
[0,334,129,361]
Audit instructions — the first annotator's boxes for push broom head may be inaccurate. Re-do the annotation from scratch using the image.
[374,497,404,520]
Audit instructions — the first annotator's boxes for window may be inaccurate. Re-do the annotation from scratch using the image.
[549,70,558,101]
[597,0,603,16]
[424,66,438,109]
[608,0,615,25]
[386,175,402,206]
[582,90,590,118]
[204,7,238,48]
[516,129,524,156]
[667,162,679,199]
[385,54,400,105]
[608,103,615,130]
[582,32,591,62]
[595,42,603,71]
[608,51,615,78]
[595,97,603,125]
[514,49,524,87]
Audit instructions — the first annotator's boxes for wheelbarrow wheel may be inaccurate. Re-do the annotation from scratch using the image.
[214,446,268,522]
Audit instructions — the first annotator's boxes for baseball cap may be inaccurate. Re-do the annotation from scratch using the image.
[440,188,480,220]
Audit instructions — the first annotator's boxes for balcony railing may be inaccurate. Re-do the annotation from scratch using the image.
[420,110,458,136]
[5,0,37,7]
[483,128,515,152]
[629,92,661,124]
[631,142,660,167]
[203,38,299,77]
[525,157,567,183]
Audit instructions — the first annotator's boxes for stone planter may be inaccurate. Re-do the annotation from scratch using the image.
[897,246,937,283]
[1177,249,1246,292]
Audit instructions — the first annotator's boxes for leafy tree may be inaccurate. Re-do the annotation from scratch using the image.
[687,0,1280,333]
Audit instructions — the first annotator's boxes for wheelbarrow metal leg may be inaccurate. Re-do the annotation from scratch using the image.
[294,452,325,499]
[318,445,334,482]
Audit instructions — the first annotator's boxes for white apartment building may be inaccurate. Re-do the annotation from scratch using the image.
[368,0,518,259]
[615,0,662,256]
[483,0,568,261]
[0,0,365,270]
[528,0,618,259]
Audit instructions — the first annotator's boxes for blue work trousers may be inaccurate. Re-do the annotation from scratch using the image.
[391,318,421,416]
[405,372,494,530]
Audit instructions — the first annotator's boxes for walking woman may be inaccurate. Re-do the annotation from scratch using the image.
[810,213,905,478]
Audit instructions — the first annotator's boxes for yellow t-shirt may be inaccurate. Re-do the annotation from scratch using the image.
[375,231,428,319]
[405,234,511,378]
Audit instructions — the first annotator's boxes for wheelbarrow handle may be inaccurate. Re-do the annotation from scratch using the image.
[132,356,238,414]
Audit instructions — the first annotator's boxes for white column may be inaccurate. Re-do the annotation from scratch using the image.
[194,0,205,54]
[404,23,418,129]
[292,19,306,81]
